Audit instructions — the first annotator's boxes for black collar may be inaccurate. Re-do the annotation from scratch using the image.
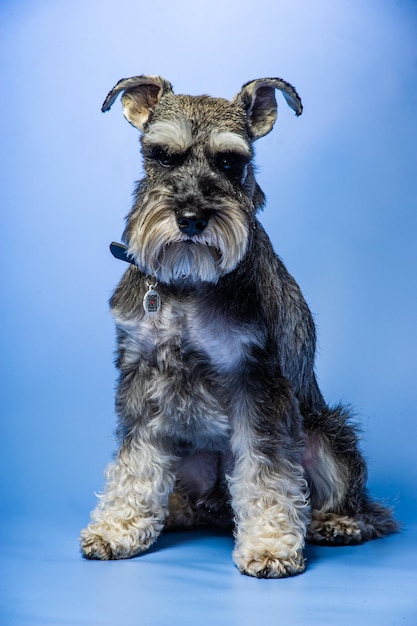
[109,242,136,266]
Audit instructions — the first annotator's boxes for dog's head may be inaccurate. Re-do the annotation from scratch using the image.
[103,75,302,285]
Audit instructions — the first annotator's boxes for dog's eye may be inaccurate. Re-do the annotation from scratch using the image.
[159,157,172,167]
[218,157,232,171]
[214,152,248,180]
[156,150,174,168]
[146,147,187,169]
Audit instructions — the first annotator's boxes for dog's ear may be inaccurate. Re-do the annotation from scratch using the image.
[233,78,302,140]
[101,75,173,131]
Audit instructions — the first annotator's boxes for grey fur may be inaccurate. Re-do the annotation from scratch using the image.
[80,75,398,577]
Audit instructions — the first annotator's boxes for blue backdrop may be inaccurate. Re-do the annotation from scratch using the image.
[1,1,417,623]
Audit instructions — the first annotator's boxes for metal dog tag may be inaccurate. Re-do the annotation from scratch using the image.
[143,284,161,316]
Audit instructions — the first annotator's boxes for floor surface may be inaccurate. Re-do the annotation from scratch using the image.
[1,514,416,626]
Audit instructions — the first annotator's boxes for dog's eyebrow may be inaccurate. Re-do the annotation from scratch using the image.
[209,131,252,157]
[143,119,193,152]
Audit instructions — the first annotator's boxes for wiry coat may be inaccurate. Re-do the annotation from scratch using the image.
[80,75,397,578]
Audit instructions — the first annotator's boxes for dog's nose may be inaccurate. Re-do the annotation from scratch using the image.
[177,217,208,236]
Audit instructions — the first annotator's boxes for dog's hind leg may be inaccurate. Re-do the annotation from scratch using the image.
[80,434,176,560]
[165,451,234,530]
[302,397,398,545]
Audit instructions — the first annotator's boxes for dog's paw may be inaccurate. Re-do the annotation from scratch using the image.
[80,520,160,560]
[164,492,197,530]
[80,528,114,560]
[307,512,363,546]
[233,546,306,578]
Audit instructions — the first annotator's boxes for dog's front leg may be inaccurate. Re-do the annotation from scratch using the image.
[229,381,310,578]
[80,434,175,560]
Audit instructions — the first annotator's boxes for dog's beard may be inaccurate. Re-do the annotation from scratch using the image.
[125,190,249,284]
[156,242,221,284]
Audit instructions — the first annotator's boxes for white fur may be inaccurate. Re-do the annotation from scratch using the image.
[229,453,309,577]
[80,437,176,559]
[209,130,251,157]
[186,307,263,372]
[144,118,192,152]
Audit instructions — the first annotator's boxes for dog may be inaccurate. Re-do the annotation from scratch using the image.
[80,75,398,577]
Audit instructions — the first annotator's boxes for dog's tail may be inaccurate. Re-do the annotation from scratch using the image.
[359,494,400,540]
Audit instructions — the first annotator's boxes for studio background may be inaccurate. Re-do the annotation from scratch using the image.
[1,0,416,624]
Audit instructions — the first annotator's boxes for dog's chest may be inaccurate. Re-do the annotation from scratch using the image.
[183,302,260,371]
[116,297,262,373]
[115,298,263,443]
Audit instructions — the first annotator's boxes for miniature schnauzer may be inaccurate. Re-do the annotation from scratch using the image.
[80,75,397,577]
